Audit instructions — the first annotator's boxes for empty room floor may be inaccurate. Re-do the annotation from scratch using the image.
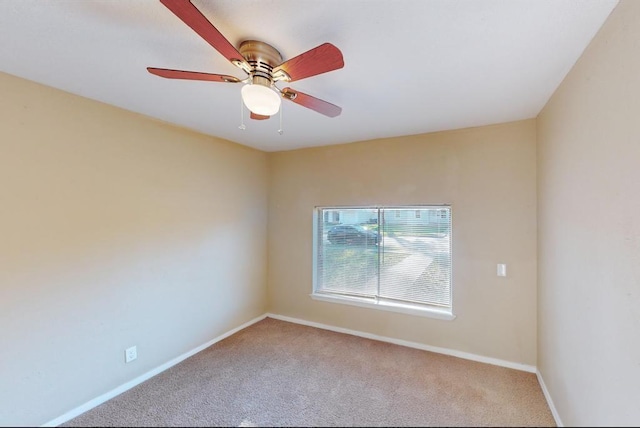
[63,318,555,427]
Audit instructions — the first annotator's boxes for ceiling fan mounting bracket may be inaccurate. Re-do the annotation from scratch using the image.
[231,59,252,75]
[221,75,241,83]
[272,69,291,82]
[281,90,297,101]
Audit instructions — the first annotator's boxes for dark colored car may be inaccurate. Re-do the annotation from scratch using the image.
[327,224,379,245]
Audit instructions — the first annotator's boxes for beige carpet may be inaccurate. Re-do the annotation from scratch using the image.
[63,318,555,427]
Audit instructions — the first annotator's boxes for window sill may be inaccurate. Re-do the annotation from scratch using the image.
[310,293,456,321]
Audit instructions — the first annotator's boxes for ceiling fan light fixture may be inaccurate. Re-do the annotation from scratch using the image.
[148,2,344,121]
[241,83,281,116]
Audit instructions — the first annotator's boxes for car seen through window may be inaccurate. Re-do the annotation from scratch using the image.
[327,224,379,245]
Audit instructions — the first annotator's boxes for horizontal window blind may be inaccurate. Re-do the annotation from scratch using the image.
[315,206,452,310]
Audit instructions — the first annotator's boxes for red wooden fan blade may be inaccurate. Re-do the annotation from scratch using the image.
[274,43,344,82]
[250,112,270,120]
[147,67,240,82]
[159,0,246,66]
[282,88,342,118]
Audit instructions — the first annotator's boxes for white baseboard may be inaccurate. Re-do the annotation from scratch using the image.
[42,312,553,427]
[536,369,563,427]
[266,313,537,373]
[42,313,268,427]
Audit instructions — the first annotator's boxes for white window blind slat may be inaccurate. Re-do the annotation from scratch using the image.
[315,206,452,311]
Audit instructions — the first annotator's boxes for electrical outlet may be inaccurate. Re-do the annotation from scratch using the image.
[497,264,507,277]
[125,346,137,363]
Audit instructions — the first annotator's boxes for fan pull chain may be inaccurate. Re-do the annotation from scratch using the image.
[238,95,246,130]
[277,104,283,135]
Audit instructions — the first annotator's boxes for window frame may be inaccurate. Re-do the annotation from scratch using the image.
[311,205,455,321]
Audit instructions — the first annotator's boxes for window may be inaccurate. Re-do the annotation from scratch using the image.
[313,206,453,320]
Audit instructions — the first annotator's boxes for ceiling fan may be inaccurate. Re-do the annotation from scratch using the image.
[147,0,344,121]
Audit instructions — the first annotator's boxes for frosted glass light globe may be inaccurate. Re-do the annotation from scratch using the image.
[241,84,281,116]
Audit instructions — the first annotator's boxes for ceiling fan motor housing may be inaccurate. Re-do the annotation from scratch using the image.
[238,40,285,88]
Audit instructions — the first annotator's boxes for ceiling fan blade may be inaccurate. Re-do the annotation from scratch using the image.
[273,43,344,82]
[282,88,342,118]
[159,0,247,67]
[147,67,240,82]
[250,112,270,120]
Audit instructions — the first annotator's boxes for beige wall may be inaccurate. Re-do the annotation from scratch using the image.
[0,72,268,426]
[537,1,640,425]
[268,120,537,366]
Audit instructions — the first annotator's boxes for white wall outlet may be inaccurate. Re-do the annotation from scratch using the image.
[497,264,507,277]
[125,346,137,363]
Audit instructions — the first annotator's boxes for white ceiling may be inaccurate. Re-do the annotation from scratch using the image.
[0,0,618,152]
